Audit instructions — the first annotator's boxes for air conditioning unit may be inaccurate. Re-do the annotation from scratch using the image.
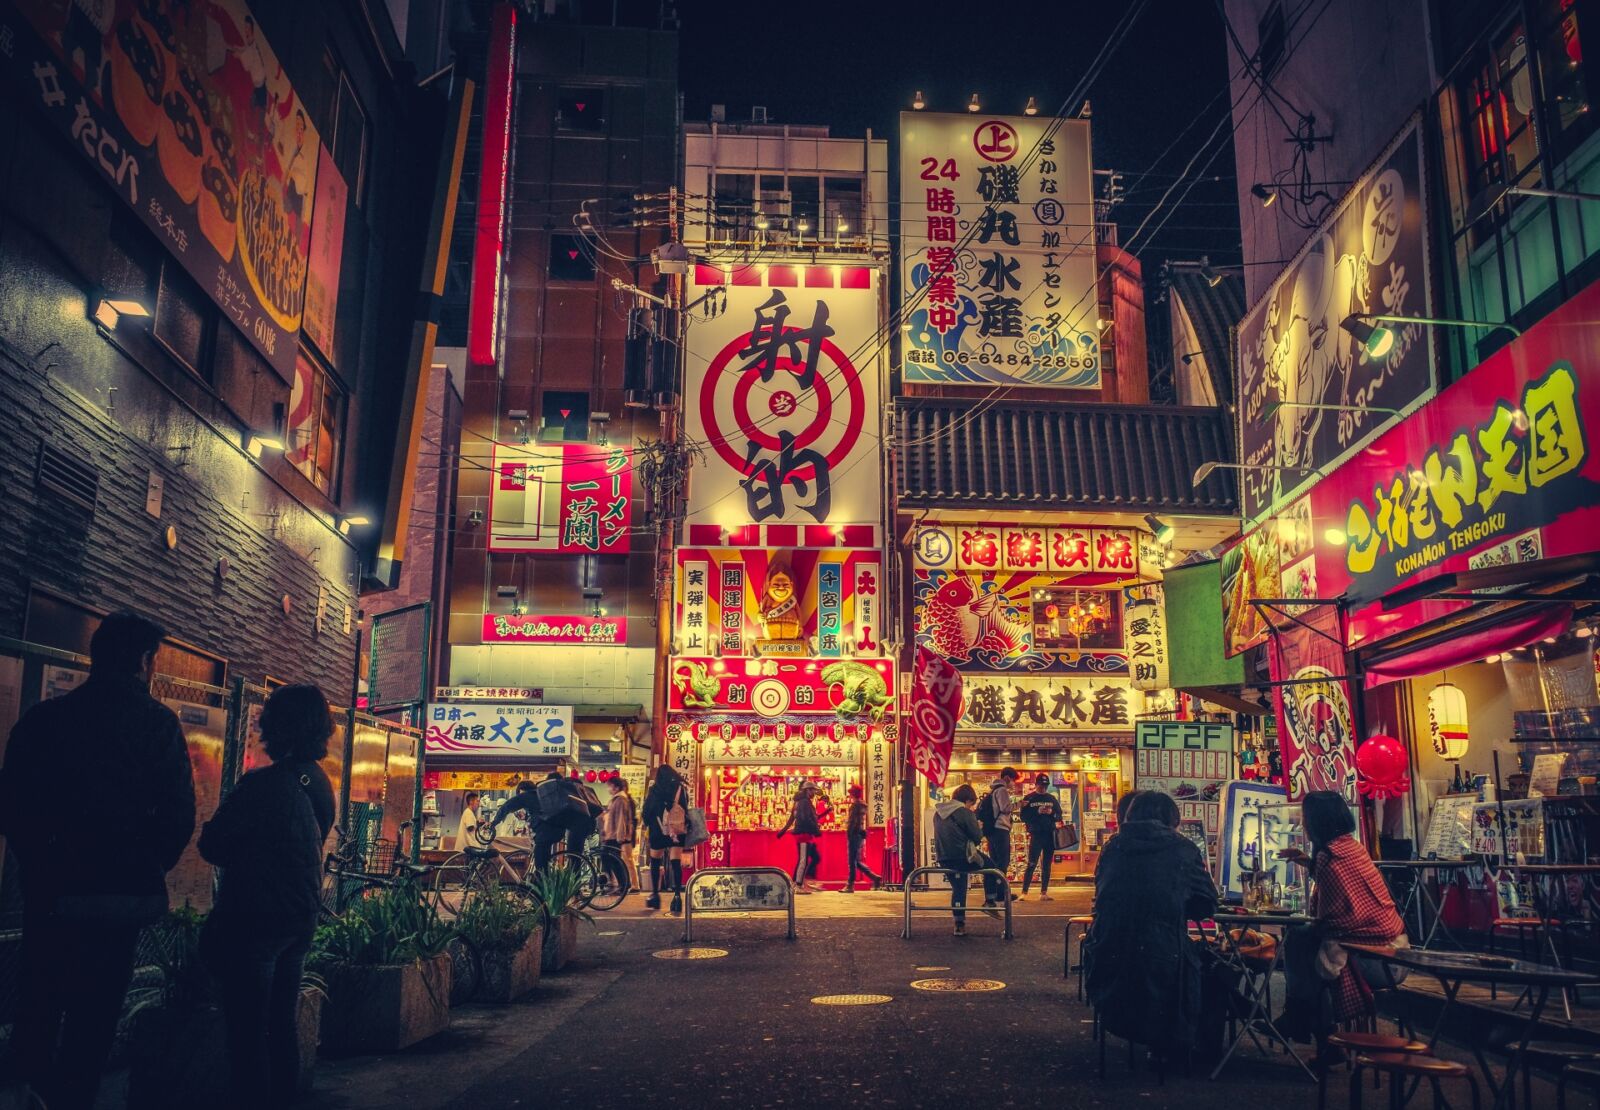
[752,105,769,123]
[710,104,726,123]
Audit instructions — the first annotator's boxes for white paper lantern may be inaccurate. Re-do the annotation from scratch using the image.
[1428,682,1470,761]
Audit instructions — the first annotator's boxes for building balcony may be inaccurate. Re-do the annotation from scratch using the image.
[893,397,1237,515]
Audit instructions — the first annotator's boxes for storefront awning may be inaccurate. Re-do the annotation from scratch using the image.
[574,703,644,722]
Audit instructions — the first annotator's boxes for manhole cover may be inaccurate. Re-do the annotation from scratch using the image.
[910,977,1006,992]
[811,994,894,1006]
[652,947,729,960]
[914,965,951,972]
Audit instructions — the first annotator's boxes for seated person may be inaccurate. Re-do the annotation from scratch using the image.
[1086,790,1219,1060]
[1276,790,1407,1046]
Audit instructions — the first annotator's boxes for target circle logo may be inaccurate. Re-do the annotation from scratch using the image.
[700,329,865,482]
[750,679,791,718]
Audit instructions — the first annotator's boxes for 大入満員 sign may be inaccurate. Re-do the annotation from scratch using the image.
[958,673,1136,733]
[424,703,574,759]
[1236,118,1432,523]
[3,0,325,379]
[668,656,894,720]
[898,112,1098,388]
[489,443,632,553]
[481,613,627,645]
[682,264,882,528]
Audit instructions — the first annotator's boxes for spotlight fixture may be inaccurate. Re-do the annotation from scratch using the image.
[90,293,151,330]
[1143,513,1175,544]
[1339,314,1395,359]
[246,432,286,458]
[1250,183,1277,207]
[968,93,981,113]
[1024,96,1039,116]
[1198,256,1223,288]
[337,514,372,536]
[912,90,926,110]
[1323,527,1348,545]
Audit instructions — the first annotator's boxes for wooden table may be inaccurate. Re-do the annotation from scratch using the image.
[1345,943,1598,1109]
[1209,911,1317,1082]
[1376,860,1475,949]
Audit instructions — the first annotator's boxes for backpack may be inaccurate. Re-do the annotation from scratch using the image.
[658,784,688,838]
[977,788,998,829]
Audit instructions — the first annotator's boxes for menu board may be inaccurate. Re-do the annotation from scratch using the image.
[1420,795,1476,860]
[1472,798,1545,859]
[162,699,227,913]
[1134,720,1234,839]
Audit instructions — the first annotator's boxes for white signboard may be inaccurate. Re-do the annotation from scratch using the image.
[683,264,883,528]
[681,560,711,655]
[424,703,574,759]
[434,686,542,701]
[1125,587,1170,691]
[866,731,892,828]
[899,112,1099,388]
[958,673,1136,732]
[663,717,699,783]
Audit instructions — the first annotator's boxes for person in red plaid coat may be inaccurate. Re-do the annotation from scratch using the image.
[1276,791,1406,1051]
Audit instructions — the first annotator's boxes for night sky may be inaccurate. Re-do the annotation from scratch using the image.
[676,0,1244,275]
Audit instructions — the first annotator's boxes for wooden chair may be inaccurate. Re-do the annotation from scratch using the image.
[1349,1052,1479,1109]
[1317,1033,1427,1110]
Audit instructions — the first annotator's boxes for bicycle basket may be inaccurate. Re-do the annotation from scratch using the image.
[365,838,396,875]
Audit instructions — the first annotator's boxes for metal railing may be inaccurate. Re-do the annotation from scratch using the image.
[902,866,1014,940]
[682,867,797,943]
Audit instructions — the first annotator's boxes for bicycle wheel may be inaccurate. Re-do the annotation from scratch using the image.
[585,848,628,912]
[548,850,601,909]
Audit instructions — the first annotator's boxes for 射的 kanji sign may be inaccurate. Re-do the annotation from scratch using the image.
[683,264,883,529]
[489,443,632,553]
[668,656,895,720]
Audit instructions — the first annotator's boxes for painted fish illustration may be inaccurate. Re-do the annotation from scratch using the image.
[921,576,1025,662]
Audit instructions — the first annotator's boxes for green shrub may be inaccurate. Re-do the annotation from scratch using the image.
[310,884,455,967]
[454,881,543,952]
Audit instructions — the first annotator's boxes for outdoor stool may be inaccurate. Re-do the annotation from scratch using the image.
[1517,1042,1600,1109]
[1350,1052,1479,1110]
[1558,1059,1600,1109]
[1065,915,1093,996]
[1317,1033,1427,1110]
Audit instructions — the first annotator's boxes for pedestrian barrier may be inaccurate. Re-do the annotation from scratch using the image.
[682,867,797,943]
[901,866,1013,940]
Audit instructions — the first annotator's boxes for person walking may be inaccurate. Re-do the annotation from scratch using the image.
[1018,773,1063,900]
[933,784,990,937]
[197,684,336,1109]
[776,783,824,893]
[641,765,690,913]
[454,791,482,851]
[0,611,196,1110]
[600,775,637,895]
[979,766,1019,906]
[843,784,882,892]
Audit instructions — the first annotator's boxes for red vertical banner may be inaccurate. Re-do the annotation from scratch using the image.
[468,2,516,368]
[907,647,962,786]
[1268,609,1358,802]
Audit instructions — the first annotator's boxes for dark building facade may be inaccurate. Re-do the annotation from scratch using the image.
[0,0,455,692]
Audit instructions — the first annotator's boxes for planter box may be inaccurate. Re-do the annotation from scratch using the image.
[473,926,543,1003]
[126,988,322,1108]
[318,953,451,1056]
[541,914,578,973]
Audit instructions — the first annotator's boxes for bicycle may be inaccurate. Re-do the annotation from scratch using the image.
[549,835,630,912]
[319,820,431,921]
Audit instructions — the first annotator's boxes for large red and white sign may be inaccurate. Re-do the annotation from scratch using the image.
[907,647,962,786]
[468,1,515,367]
[683,264,883,529]
[481,613,627,645]
[667,656,894,718]
[490,443,632,553]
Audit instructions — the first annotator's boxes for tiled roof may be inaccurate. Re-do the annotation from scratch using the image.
[1169,269,1246,407]
[895,397,1238,514]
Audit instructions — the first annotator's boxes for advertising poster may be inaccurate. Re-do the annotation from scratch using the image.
[1235,119,1432,523]
[1216,781,1292,901]
[3,0,323,377]
[899,112,1099,387]
[682,263,883,529]
[489,443,633,554]
[162,699,226,912]
[424,703,574,759]
[302,144,347,359]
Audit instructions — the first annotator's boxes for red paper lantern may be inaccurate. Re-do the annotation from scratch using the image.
[585,769,598,782]
[1356,734,1410,799]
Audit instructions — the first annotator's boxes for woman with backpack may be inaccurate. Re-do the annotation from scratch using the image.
[777,783,825,893]
[641,765,690,913]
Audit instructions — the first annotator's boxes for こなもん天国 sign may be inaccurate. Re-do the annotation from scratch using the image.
[3,0,324,379]
[682,264,882,529]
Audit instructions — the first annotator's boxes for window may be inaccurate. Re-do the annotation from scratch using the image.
[539,390,590,441]
[1454,17,1541,219]
[549,233,596,281]
[1030,587,1122,651]
[712,172,755,238]
[788,176,820,235]
[332,73,368,202]
[287,349,343,494]
[153,260,214,379]
[557,88,605,132]
[1256,1,1287,78]
[823,177,863,238]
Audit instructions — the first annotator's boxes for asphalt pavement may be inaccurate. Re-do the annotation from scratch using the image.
[301,889,1387,1110]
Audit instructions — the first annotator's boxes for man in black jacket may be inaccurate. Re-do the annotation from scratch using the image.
[0,611,196,1110]
[1018,774,1062,901]
[843,784,882,892]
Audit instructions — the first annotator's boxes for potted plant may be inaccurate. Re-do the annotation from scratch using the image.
[125,906,325,1108]
[309,883,455,1055]
[453,880,546,1003]
[527,867,592,973]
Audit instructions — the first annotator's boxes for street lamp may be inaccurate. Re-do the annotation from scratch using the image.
[912,90,926,110]
[1024,96,1039,116]
[1261,400,1401,420]
[1192,460,1318,487]
[1465,182,1600,225]
[968,93,981,113]
[1339,312,1520,361]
